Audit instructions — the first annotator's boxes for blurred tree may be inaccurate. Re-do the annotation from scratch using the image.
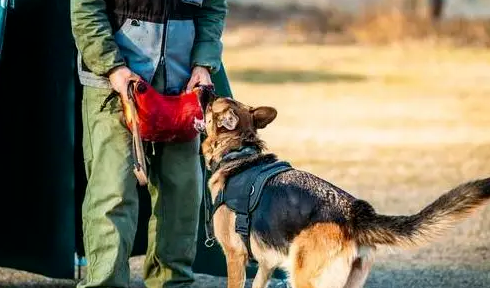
[430,0,445,21]
[404,0,445,21]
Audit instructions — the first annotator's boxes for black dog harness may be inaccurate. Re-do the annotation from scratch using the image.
[203,147,292,260]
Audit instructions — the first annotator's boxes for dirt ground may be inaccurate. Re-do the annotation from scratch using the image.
[1,20,490,288]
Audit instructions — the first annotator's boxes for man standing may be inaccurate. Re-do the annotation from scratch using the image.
[70,0,227,287]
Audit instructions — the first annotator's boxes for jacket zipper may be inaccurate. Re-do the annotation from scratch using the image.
[152,3,169,156]
[161,3,168,94]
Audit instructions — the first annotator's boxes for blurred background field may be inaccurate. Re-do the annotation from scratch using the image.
[1,0,489,287]
[224,0,490,286]
[225,0,490,46]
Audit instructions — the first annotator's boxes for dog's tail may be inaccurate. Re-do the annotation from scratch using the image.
[351,177,490,248]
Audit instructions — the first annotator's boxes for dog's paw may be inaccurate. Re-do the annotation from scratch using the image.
[271,280,291,288]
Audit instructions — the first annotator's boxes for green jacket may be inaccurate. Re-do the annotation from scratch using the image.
[71,0,227,92]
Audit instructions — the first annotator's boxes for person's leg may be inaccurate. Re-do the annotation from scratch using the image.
[143,138,203,288]
[77,86,139,288]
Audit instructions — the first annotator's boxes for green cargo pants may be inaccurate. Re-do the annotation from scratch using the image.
[77,66,203,288]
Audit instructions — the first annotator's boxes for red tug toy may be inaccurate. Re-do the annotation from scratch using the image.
[119,79,208,185]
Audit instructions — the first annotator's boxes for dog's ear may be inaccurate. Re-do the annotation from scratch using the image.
[217,109,239,130]
[251,106,277,129]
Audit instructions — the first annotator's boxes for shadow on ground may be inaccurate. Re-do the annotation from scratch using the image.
[365,267,490,288]
[228,69,367,84]
[1,266,489,288]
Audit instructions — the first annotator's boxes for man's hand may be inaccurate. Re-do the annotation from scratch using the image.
[108,66,141,99]
[186,66,212,92]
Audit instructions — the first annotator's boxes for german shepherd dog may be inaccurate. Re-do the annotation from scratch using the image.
[200,96,490,288]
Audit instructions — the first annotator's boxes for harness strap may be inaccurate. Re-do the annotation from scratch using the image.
[203,166,217,247]
[235,212,252,260]
[202,146,292,262]
[203,146,259,248]
[209,190,255,260]
[208,161,292,261]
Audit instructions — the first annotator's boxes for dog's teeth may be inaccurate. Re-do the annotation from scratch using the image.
[193,117,205,132]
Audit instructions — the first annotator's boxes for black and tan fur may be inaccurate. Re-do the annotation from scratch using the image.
[201,97,490,288]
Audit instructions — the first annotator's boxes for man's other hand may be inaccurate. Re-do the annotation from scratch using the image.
[186,66,212,92]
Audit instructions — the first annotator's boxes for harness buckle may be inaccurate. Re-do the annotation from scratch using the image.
[250,185,255,196]
[204,237,216,248]
[235,213,250,235]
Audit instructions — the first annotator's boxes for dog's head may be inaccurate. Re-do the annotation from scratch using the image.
[204,97,277,136]
[201,96,277,169]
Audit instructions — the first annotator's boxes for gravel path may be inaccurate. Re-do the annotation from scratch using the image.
[1,265,489,288]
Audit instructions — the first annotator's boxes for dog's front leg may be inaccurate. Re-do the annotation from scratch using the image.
[224,249,248,288]
[213,206,248,288]
[252,265,273,288]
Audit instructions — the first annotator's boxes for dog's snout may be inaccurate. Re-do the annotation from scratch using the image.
[137,82,147,93]
[198,85,217,109]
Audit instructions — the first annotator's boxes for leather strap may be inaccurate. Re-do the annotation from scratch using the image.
[126,80,148,186]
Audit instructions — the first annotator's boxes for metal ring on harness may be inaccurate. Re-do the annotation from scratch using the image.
[204,237,216,248]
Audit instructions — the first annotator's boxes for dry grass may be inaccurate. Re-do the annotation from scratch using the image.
[349,8,490,47]
[225,2,490,47]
